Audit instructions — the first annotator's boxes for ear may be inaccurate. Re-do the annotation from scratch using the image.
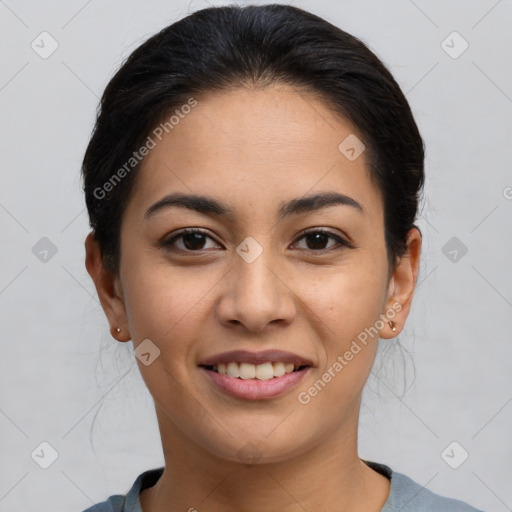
[84,232,131,342]
[379,226,422,339]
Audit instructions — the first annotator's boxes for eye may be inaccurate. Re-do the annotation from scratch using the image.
[292,228,352,251]
[161,228,222,252]
[161,227,352,253]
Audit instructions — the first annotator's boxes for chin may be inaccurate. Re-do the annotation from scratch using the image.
[198,432,312,466]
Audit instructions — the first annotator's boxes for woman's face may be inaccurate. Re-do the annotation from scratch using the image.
[87,84,420,464]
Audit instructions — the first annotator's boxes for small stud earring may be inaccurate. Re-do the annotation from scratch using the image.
[115,327,121,333]
[389,321,397,332]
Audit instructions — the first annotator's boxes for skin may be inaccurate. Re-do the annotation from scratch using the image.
[85,84,421,511]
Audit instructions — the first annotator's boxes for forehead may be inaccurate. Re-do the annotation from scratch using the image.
[124,85,382,222]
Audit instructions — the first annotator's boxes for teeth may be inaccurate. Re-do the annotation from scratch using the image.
[273,362,286,377]
[213,361,304,380]
[227,362,239,378]
[255,362,273,380]
[239,363,256,379]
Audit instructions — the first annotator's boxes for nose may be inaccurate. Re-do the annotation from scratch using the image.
[216,249,297,332]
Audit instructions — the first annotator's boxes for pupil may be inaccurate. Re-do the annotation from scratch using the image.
[184,233,205,250]
[307,232,327,250]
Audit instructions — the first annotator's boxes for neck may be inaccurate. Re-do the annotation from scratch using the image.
[140,405,390,512]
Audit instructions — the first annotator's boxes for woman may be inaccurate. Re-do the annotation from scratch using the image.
[81,4,483,511]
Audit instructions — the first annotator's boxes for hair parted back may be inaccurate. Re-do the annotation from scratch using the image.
[81,4,424,276]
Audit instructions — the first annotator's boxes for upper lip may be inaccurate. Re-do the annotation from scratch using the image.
[198,349,314,367]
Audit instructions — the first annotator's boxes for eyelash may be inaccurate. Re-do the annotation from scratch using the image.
[161,227,353,253]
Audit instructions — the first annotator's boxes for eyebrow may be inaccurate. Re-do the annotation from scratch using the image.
[143,191,364,222]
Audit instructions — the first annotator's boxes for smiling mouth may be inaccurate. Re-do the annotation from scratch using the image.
[201,362,311,380]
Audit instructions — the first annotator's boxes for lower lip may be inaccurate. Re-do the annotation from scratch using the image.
[199,366,311,400]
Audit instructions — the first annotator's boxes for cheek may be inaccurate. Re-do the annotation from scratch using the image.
[296,273,385,422]
[303,256,388,341]
[120,264,211,401]
[120,251,216,342]
[296,254,388,404]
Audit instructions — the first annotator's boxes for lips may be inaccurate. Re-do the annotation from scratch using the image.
[198,349,314,368]
[199,365,311,400]
[198,349,314,400]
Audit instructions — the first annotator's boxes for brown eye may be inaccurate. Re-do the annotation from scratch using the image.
[162,228,221,252]
[293,229,351,251]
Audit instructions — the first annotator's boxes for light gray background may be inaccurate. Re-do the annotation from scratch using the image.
[1,0,511,510]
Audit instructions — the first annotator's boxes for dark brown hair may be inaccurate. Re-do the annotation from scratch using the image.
[81,4,424,276]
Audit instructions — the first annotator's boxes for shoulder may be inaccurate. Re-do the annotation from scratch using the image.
[363,460,484,512]
[80,467,165,512]
[81,494,125,512]
[387,470,485,511]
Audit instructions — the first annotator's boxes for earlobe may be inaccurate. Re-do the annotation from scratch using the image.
[380,227,422,339]
[84,232,131,342]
